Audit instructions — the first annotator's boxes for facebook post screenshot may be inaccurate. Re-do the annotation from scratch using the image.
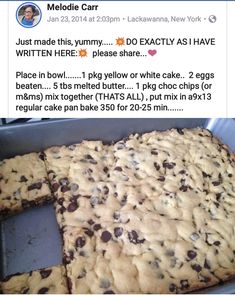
[0,0,235,294]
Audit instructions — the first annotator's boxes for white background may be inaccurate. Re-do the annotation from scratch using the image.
[0,1,234,118]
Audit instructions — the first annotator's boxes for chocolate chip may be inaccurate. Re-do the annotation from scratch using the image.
[93,223,102,231]
[213,201,220,208]
[51,182,60,192]
[202,171,211,178]
[84,228,94,237]
[56,197,64,206]
[28,182,42,191]
[70,183,79,192]
[169,283,177,293]
[67,202,78,212]
[120,194,127,206]
[58,206,66,214]
[163,161,175,169]
[179,170,186,174]
[204,259,211,269]
[187,250,197,260]
[22,288,29,293]
[76,236,86,248]
[39,152,46,161]
[212,180,221,186]
[176,128,184,135]
[88,219,95,225]
[191,264,202,272]
[85,154,94,160]
[113,212,120,220]
[103,167,109,173]
[214,241,221,246]
[40,269,52,279]
[88,177,95,182]
[128,230,145,244]
[38,287,49,294]
[151,150,158,155]
[154,162,160,171]
[104,290,115,294]
[103,186,109,195]
[180,279,189,289]
[114,227,123,238]
[158,176,165,182]
[101,231,112,242]
[228,173,233,178]
[20,175,28,182]
[63,250,74,264]
[179,185,188,192]
[61,185,70,193]
[114,166,122,171]
[216,193,222,201]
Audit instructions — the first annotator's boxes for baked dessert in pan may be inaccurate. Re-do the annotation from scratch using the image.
[1,128,235,293]
[0,265,68,294]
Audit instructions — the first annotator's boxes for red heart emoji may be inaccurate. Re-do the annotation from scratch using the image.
[148,49,157,56]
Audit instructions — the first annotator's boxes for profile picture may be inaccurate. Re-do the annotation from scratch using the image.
[16,2,42,28]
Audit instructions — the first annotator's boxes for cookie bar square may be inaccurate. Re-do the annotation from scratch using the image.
[0,152,52,217]
[44,141,114,228]
[1,265,68,294]
[60,128,235,293]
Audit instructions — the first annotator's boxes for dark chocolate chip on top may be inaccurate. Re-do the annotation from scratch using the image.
[38,287,49,294]
[101,231,112,242]
[114,227,123,238]
[191,264,202,272]
[176,128,184,135]
[19,175,28,182]
[128,230,145,244]
[28,182,42,191]
[169,283,177,293]
[67,202,78,212]
[40,269,52,279]
[187,250,197,260]
[93,223,102,231]
[76,236,86,248]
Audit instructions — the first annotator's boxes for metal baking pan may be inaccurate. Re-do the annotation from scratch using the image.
[0,118,235,293]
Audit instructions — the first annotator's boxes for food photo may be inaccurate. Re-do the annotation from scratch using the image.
[0,118,235,294]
